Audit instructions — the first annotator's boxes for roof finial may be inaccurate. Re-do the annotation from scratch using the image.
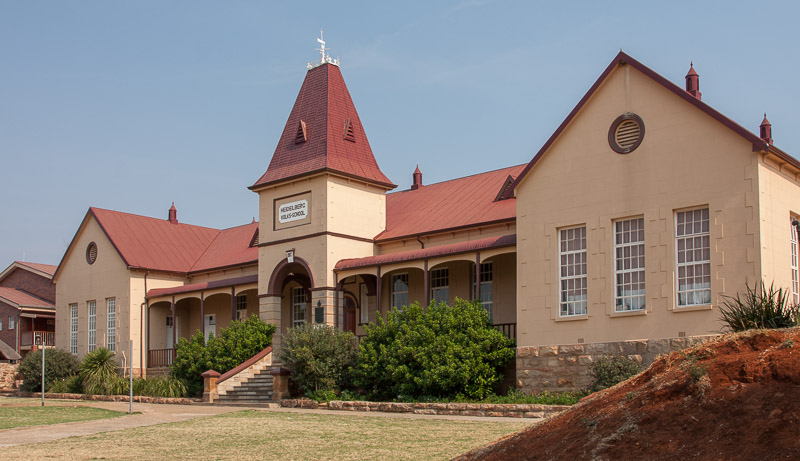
[307,30,340,69]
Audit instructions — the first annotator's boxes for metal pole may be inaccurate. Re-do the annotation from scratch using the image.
[41,341,45,406]
[129,340,133,414]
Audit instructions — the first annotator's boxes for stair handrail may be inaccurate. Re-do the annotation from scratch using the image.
[216,345,273,385]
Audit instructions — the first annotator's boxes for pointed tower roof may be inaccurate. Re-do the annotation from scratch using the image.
[250,63,396,190]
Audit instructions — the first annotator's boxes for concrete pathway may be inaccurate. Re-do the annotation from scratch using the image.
[0,396,540,447]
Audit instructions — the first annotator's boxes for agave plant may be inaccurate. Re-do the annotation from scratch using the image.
[80,347,124,395]
[718,281,800,332]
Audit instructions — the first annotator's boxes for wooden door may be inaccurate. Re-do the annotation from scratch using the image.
[343,295,356,334]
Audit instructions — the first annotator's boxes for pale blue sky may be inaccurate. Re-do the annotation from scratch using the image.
[1,1,798,266]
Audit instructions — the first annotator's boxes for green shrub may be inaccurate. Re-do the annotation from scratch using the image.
[18,348,80,392]
[588,355,642,392]
[278,324,358,395]
[170,331,210,396]
[718,281,799,332]
[132,376,187,398]
[48,374,84,394]
[206,315,276,373]
[352,299,515,401]
[170,315,275,396]
[80,348,125,395]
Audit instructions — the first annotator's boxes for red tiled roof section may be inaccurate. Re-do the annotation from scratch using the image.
[376,165,525,241]
[91,208,220,273]
[14,261,57,276]
[0,287,54,309]
[250,63,395,190]
[336,234,516,271]
[190,222,259,273]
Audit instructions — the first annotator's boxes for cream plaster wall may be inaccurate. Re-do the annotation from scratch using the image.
[756,156,800,293]
[55,217,135,366]
[515,63,760,348]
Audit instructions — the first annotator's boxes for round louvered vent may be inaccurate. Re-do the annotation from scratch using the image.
[608,113,645,154]
[86,242,98,265]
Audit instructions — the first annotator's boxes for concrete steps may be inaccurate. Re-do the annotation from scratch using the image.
[216,368,274,404]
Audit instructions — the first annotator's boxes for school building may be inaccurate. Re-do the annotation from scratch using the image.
[53,49,800,392]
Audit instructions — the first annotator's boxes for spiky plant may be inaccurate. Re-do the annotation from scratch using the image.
[80,347,124,395]
[718,281,800,332]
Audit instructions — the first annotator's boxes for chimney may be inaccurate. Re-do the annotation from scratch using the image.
[411,165,423,190]
[685,62,701,100]
[760,114,773,144]
[168,202,178,224]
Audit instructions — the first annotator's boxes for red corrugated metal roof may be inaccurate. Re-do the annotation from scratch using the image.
[146,274,258,298]
[189,222,258,273]
[375,165,525,241]
[0,287,54,309]
[14,261,57,276]
[250,63,395,190]
[336,234,516,271]
[91,207,220,273]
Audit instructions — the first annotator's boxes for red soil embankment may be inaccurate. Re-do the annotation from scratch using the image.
[457,328,800,461]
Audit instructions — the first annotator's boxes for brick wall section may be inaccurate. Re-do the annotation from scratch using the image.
[0,268,55,302]
[0,301,19,352]
[516,335,719,393]
[282,399,568,419]
[0,363,18,390]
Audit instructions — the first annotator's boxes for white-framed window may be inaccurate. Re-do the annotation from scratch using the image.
[391,273,409,309]
[87,300,96,352]
[292,287,307,327]
[430,268,449,304]
[473,262,494,321]
[559,226,587,316]
[0,318,3,330]
[676,208,711,306]
[70,303,78,355]
[106,298,116,353]
[614,217,646,311]
[235,294,248,321]
[791,219,799,304]
[8,317,14,330]
[359,283,369,324]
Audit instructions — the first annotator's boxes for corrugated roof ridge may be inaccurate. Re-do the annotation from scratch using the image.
[14,261,58,275]
[89,207,221,233]
[389,163,527,195]
[188,222,258,273]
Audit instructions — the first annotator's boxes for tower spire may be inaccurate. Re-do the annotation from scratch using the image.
[307,30,339,69]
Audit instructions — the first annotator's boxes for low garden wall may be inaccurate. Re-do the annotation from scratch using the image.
[0,363,18,390]
[281,399,569,419]
[516,335,719,393]
[16,391,197,405]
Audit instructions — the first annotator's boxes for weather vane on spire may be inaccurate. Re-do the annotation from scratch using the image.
[308,29,340,69]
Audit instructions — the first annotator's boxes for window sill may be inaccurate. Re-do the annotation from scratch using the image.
[673,304,713,313]
[555,314,588,322]
[610,309,647,318]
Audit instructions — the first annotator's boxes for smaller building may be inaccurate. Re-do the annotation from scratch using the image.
[0,261,57,361]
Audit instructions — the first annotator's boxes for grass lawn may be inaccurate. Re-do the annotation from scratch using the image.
[1,409,529,460]
[0,405,126,429]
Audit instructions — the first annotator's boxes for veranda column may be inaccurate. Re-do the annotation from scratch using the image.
[259,295,282,354]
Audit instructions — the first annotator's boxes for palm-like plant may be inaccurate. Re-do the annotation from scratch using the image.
[80,347,124,395]
[718,281,800,332]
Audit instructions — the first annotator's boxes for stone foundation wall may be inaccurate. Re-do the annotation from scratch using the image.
[16,391,196,405]
[281,399,568,419]
[516,335,718,393]
[0,363,18,390]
